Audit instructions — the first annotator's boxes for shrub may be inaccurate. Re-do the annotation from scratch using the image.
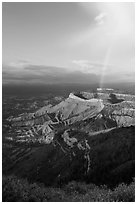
[63,180,135,202]
[110,182,135,202]
[2,175,48,201]
[2,175,135,202]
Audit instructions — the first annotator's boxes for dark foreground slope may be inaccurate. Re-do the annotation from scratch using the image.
[3,175,135,202]
[3,126,135,188]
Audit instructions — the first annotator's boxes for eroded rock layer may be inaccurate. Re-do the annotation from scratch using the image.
[7,90,135,144]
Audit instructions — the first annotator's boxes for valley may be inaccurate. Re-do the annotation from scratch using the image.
[2,87,135,189]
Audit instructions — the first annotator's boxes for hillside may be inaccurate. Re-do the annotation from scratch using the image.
[2,175,135,202]
[3,126,135,187]
[6,91,135,144]
[3,89,135,202]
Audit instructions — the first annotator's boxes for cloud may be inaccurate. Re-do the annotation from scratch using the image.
[2,62,69,78]
[24,65,68,76]
[2,59,134,85]
[2,62,100,85]
[94,12,107,25]
[72,59,115,75]
[72,59,134,83]
[8,60,31,68]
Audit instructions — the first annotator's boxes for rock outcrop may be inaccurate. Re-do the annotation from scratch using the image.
[7,90,135,144]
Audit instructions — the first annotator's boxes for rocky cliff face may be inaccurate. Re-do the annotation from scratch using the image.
[7,90,135,144]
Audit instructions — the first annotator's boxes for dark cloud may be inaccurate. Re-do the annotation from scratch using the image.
[24,65,67,75]
[3,62,134,85]
[2,64,100,85]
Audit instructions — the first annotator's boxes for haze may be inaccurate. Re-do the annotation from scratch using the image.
[2,2,135,86]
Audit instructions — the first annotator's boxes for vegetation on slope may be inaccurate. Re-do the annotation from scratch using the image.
[3,126,135,188]
[86,126,135,186]
[2,175,135,202]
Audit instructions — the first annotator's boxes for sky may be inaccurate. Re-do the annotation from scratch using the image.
[2,2,135,86]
